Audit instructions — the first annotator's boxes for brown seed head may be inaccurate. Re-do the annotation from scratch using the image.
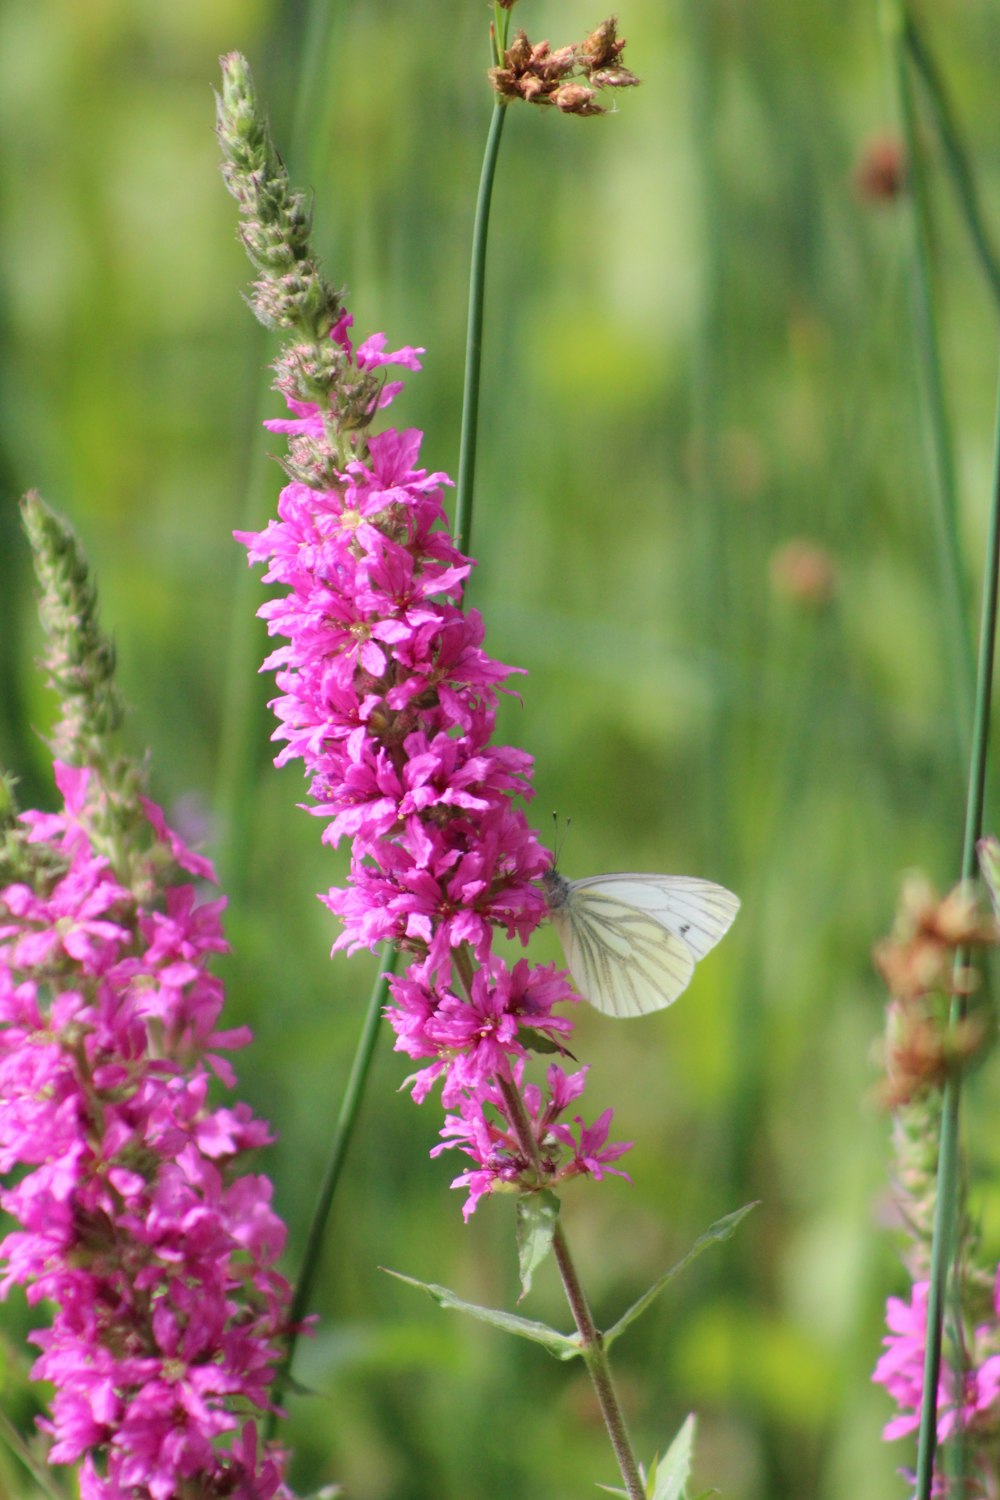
[506,30,532,72]
[551,82,603,116]
[488,18,638,110]
[581,18,624,70]
[878,999,990,1109]
[874,875,999,1005]
[536,44,577,83]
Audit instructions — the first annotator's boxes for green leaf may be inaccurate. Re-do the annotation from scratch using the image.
[649,1413,696,1500]
[516,1027,565,1056]
[383,1268,580,1358]
[516,1189,560,1299]
[604,1203,758,1350]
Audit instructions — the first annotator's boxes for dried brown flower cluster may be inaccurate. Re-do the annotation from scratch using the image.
[490,18,639,116]
[873,875,996,1107]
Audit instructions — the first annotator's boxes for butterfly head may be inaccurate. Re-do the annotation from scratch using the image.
[541,865,571,914]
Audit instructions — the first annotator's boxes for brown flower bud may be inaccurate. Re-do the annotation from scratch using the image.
[581,18,625,71]
[853,133,906,203]
[551,83,603,116]
[769,539,837,609]
[874,875,999,1004]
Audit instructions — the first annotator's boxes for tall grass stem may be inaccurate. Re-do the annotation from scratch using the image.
[454,100,507,566]
[904,15,1000,313]
[268,947,400,1433]
[684,0,732,876]
[914,346,1000,1500]
[886,0,975,751]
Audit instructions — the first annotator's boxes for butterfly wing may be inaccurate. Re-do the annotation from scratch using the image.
[551,874,739,1019]
[577,875,740,960]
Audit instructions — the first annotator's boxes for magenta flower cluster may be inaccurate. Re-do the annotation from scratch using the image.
[0,762,293,1500]
[240,312,631,1215]
[874,1277,1000,1481]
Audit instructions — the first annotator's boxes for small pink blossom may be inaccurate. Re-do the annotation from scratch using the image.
[874,1274,1000,1486]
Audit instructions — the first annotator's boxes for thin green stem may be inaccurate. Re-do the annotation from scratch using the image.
[882,7,1000,1492]
[684,0,732,879]
[456,951,644,1497]
[914,351,1000,1500]
[0,1400,65,1500]
[454,96,507,565]
[494,1074,646,1500]
[268,946,400,1433]
[884,0,975,750]
[904,15,1000,314]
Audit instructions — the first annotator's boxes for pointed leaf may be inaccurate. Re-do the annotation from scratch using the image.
[517,1027,573,1057]
[604,1203,758,1350]
[383,1268,579,1358]
[650,1414,696,1500]
[516,1190,560,1299]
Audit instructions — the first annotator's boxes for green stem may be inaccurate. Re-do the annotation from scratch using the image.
[0,1400,65,1500]
[904,15,1000,314]
[456,945,644,1498]
[914,348,1000,1499]
[684,0,732,878]
[884,0,975,750]
[454,97,508,564]
[495,1074,646,1500]
[268,946,400,1433]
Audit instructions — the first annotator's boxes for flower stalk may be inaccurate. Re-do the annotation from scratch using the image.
[218,39,657,1496]
[869,13,1000,1493]
[497,1065,646,1500]
[912,347,1000,1500]
[883,0,975,751]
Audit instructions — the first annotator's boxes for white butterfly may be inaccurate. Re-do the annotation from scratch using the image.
[541,868,740,1018]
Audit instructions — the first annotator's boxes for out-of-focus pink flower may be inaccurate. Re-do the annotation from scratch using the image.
[0,769,294,1499]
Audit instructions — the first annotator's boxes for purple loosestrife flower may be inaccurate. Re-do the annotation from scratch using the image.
[238,312,632,1217]
[873,1274,1000,1490]
[0,762,294,1500]
[873,876,1000,1492]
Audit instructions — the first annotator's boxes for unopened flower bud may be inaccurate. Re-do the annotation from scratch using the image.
[853,133,906,202]
[552,83,602,115]
[769,539,837,609]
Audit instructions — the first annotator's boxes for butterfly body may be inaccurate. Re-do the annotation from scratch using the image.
[541,868,739,1019]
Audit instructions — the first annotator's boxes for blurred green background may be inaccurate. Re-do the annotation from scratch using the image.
[2,1,1000,1496]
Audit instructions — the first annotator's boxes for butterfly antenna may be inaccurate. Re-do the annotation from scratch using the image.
[551,812,571,867]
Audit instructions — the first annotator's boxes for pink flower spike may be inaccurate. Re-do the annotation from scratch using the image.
[0,780,294,1497]
[239,282,634,1231]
